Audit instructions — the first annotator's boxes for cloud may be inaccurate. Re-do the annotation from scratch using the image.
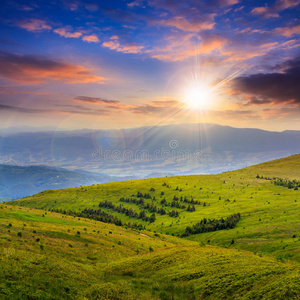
[0,87,47,95]
[54,26,82,38]
[85,3,99,11]
[211,109,256,118]
[0,104,48,114]
[127,0,143,7]
[242,96,273,106]
[155,14,216,32]
[146,1,241,34]
[218,0,240,6]
[73,96,120,105]
[261,107,300,119]
[149,32,226,61]
[251,0,300,18]
[0,103,110,116]
[222,40,279,62]
[16,19,52,32]
[63,0,80,11]
[128,99,182,115]
[0,52,108,84]
[273,24,300,37]
[233,56,300,105]
[102,37,144,53]
[251,7,279,18]
[274,0,300,10]
[149,0,240,12]
[129,104,176,114]
[53,104,110,115]
[200,34,226,53]
[73,97,182,114]
[82,34,99,43]
[54,27,99,43]
[150,100,181,106]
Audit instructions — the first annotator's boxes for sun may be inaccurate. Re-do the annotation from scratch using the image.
[183,84,213,109]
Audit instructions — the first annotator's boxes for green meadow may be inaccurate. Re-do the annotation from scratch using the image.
[2,154,300,298]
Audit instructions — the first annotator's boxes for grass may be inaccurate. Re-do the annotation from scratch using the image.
[11,154,300,263]
[1,204,299,299]
[2,154,300,298]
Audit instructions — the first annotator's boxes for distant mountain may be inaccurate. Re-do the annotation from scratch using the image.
[0,165,135,201]
[0,123,300,177]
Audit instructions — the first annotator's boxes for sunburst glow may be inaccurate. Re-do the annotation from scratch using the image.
[184,84,213,109]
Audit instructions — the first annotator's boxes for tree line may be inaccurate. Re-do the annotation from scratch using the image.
[49,207,145,230]
[99,200,156,223]
[181,213,241,237]
[120,197,167,215]
[257,175,300,190]
[136,190,210,206]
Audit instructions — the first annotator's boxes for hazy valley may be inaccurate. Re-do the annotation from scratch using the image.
[1,124,300,177]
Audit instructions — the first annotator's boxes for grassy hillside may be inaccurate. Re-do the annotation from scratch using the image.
[1,204,299,299]
[11,154,300,263]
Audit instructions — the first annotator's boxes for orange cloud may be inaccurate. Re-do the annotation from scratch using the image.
[149,33,226,61]
[16,19,52,32]
[82,34,99,43]
[200,35,226,54]
[0,52,108,84]
[223,42,279,61]
[53,26,82,38]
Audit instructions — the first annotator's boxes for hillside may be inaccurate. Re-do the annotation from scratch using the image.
[11,154,300,263]
[1,204,299,299]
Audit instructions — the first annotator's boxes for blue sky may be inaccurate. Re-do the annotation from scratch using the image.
[0,0,299,131]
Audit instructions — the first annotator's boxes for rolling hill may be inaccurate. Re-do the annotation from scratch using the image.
[1,204,299,299]
[10,154,300,261]
[4,154,300,298]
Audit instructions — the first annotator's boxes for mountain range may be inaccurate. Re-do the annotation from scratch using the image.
[1,123,300,177]
[0,165,135,201]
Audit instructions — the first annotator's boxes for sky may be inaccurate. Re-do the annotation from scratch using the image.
[0,0,299,132]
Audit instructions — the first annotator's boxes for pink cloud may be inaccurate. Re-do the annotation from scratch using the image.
[149,33,226,61]
[251,7,279,18]
[103,37,144,54]
[53,26,82,38]
[127,0,143,7]
[155,14,216,32]
[222,0,240,5]
[273,24,300,37]
[251,0,300,18]
[16,19,52,32]
[82,34,99,43]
